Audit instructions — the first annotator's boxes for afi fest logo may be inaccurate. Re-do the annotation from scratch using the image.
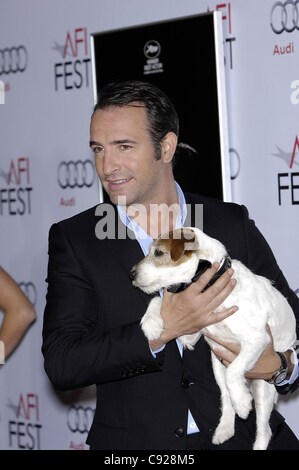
[0,157,33,215]
[273,135,299,205]
[53,27,91,91]
[7,393,42,449]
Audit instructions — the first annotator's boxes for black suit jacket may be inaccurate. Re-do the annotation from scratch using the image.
[42,193,299,450]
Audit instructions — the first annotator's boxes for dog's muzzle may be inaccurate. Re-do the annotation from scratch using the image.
[129,268,137,281]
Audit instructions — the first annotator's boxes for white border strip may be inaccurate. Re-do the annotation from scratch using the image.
[90,34,104,203]
[213,10,232,202]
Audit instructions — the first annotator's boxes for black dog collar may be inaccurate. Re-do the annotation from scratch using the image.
[167,255,232,294]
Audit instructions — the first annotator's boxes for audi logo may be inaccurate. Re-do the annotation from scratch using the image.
[67,405,95,433]
[0,46,28,75]
[57,160,96,189]
[18,281,37,306]
[271,1,299,34]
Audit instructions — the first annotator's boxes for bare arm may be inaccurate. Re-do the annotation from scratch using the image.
[0,267,36,360]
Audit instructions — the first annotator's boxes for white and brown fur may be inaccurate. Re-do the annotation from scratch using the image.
[131,227,296,450]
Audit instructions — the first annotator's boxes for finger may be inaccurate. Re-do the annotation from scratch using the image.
[189,262,220,293]
[204,268,236,298]
[211,349,232,367]
[204,278,237,314]
[211,305,238,324]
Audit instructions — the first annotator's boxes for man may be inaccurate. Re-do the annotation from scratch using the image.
[42,80,299,450]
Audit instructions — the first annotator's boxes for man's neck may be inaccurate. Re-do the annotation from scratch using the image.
[126,183,180,239]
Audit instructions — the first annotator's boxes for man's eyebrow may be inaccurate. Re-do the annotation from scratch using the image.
[89,140,100,147]
[90,139,137,147]
[113,138,137,145]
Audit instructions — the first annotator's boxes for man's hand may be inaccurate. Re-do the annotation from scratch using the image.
[156,262,238,347]
[205,325,294,381]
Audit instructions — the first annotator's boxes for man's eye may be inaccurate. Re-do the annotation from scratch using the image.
[154,249,164,257]
[93,147,102,153]
[120,145,132,151]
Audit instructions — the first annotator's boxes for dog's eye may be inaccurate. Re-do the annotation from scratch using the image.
[154,249,164,257]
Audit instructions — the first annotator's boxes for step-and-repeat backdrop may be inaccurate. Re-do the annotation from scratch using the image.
[0,0,298,449]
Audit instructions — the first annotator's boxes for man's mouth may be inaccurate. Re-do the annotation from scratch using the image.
[106,178,132,187]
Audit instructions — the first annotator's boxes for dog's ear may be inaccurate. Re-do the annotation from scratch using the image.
[170,228,197,261]
[170,237,186,261]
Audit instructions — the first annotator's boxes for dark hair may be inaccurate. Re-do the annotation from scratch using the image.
[93,80,179,160]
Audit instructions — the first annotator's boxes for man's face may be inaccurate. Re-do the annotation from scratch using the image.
[90,105,168,208]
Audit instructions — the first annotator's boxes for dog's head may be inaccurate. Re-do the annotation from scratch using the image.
[130,227,226,294]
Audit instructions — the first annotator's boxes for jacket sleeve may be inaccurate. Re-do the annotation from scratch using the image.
[42,223,162,391]
[240,205,299,394]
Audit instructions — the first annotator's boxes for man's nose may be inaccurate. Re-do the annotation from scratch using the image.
[103,152,121,176]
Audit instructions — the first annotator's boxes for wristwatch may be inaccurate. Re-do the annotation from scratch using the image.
[266,352,288,385]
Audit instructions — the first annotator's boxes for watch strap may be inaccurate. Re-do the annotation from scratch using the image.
[266,351,288,384]
[276,342,299,395]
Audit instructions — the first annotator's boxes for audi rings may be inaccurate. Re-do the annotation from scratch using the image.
[271,1,299,34]
[57,160,96,189]
[67,405,95,434]
[0,46,28,75]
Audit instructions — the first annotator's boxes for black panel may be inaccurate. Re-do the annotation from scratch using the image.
[91,12,224,200]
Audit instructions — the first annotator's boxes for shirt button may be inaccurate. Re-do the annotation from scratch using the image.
[181,380,190,388]
[174,427,184,438]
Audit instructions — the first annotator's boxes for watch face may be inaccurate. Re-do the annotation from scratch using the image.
[274,370,288,385]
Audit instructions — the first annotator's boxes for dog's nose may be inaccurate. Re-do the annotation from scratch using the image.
[129,269,137,281]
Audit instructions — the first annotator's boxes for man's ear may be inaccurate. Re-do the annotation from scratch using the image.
[161,132,178,164]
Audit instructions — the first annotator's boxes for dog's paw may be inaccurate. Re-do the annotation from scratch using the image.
[212,422,235,445]
[140,297,164,341]
[179,332,201,350]
[231,391,252,419]
[140,298,164,341]
[212,405,235,445]
[253,437,271,451]
[253,425,272,450]
[141,315,164,341]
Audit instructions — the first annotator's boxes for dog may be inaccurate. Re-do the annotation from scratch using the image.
[130,227,296,450]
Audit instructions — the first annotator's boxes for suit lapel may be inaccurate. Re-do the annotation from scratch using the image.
[97,206,151,307]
